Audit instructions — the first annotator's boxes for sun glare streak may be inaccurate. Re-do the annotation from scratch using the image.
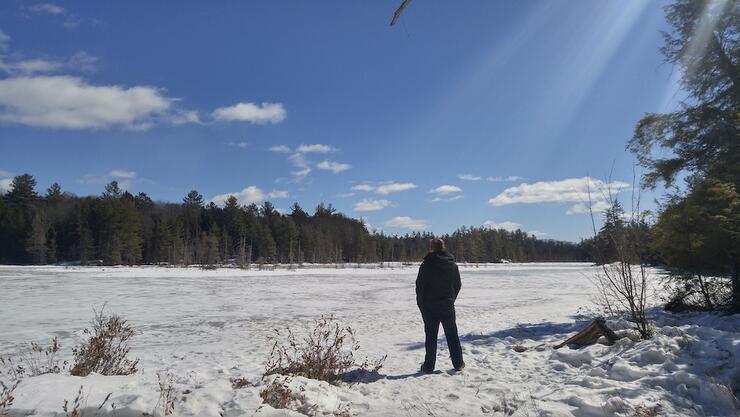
[683,0,731,75]
[531,1,652,137]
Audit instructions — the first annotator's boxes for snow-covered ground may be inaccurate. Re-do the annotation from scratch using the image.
[0,264,737,417]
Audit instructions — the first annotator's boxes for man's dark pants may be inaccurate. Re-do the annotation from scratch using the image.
[419,304,464,370]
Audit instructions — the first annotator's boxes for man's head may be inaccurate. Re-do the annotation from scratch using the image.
[429,238,445,253]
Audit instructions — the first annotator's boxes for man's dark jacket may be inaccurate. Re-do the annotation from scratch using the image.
[416,251,461,313]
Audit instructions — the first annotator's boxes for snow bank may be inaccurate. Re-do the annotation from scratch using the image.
[0,265,737,416]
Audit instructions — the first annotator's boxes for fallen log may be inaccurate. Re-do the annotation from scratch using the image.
[553,317,619,349]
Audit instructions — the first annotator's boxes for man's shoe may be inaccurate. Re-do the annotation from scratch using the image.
[420,364,434,374]
[454,362,465,371]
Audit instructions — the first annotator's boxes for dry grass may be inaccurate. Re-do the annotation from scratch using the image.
[231,376,251,389]
[0,379,19,417]
[155,371,176,416]
[1,337,67,379]
[71,306,139,377]
[264,315,386,384]
[259,376,301,411]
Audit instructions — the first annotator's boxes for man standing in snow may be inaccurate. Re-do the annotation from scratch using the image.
[416,238,464,373]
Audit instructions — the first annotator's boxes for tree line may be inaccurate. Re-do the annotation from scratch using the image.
[618,0,738,312]
[0,176,591,266]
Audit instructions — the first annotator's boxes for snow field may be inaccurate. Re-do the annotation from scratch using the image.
[0,264,737,416]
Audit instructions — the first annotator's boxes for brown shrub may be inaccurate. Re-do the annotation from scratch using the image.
[259,376,301,411]
[264,315,386,384]
[70,307,139,377]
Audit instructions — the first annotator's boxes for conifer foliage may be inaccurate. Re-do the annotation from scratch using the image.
[0,176,589,266]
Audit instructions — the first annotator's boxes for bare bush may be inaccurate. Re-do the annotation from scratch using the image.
[264,315,386,384]
[259,376,303,411]
[588,176,653,339]
[71,306,139,377]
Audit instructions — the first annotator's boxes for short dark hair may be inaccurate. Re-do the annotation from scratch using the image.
[430,238,445,252]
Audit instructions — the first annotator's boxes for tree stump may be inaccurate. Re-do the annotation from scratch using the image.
[553,317,619,349]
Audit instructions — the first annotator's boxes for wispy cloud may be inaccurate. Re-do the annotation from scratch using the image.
[24,3,86,29]
[486,175,526,183]
[354,199,391,212]
[483,220,548,238]
[566,200,611,215]
[352,182,417,195]
[431,195,463,202]
[296,144,335,153]
[488,177,628,214]
[80,169,147,190]
[229,141,249,149]
[0,31,98,76]
[109,169,136,179]
[317,160,351,174]
[209,186,288,206]
[430,185,462,195]
[385,216,429,230]
[212,102,286,124]
[28,3,65,15]
[269,145,291,153]
[457,174,482,181]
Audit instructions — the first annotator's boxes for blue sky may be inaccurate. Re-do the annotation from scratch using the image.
[0,1,680,241]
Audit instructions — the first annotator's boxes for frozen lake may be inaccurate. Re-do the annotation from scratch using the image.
[0,264,737,417]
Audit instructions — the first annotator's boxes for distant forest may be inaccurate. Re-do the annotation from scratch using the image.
[0,175,591,266]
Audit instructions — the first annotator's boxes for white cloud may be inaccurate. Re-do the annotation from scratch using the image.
[488,177,629,208]
[28,3,66,15]
[483,220,522,232]
[79,169,149,191]
[385,216,429,230]
[354,199,390,212]
[288,152,312,179]
[0,178,12,194]
[209,186,288,206]
[351,184,376,192]
[0,30,10,51]
[458,174,481,181]
[296,144,335,154]
[212,102,285,124]
[0,50,98,76]
[0,76,175,130]
[487,175,526,183]
[170,110,201,125]
[5,58,62,75]
[268,190,289,199]
[375,182,416,195]
[269,145,291,153]
[351,182,417,195]
[431,195,464,202]
[566,200,612,215]
[430,185,462,195]
[317,160,351,174]
[0,169,13,194]
[483,220,548,238]
[109,169,136,179]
